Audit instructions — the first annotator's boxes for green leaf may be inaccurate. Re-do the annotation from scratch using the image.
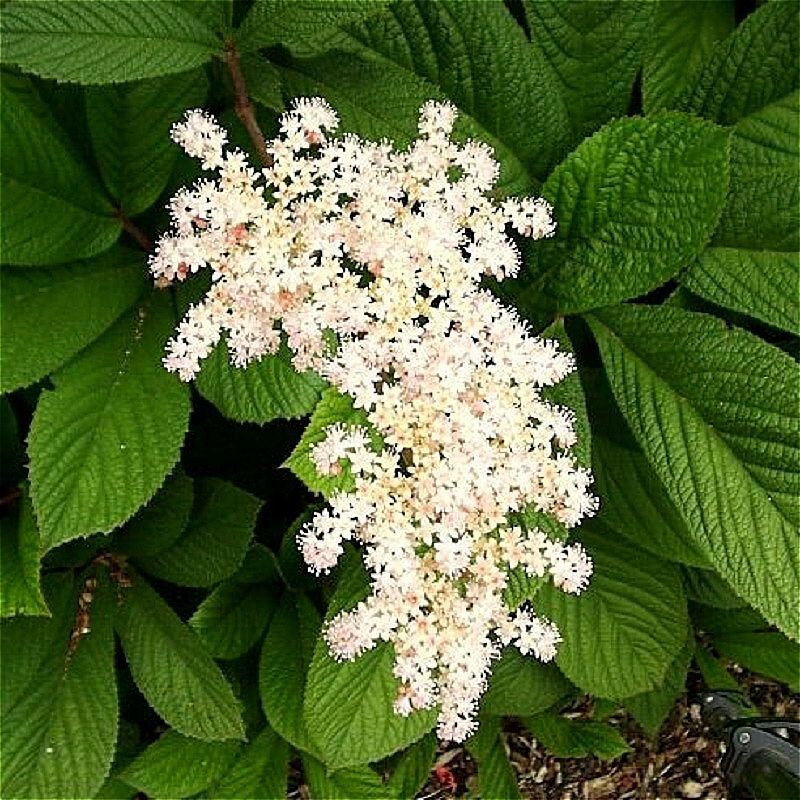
[113,470,194,558]
[678,2,799,125]
[385,733,437,799]
[208,726,290,799]
[465,717,521,800]
[586,304,800,640]
[115,573,245,741]
[0,74,120,265]
[524,0,653,144]
[86,69,209,216]
[714,632,799,692]
[625,631,694,736]
[301,755,387,800]
[260,591,322,755]
[237,0,389,55]
[0,1,220,84]
[682,567,745,610]
[0,488,48,618]
[643,1,734,113]
[0,249,146,393]
[683,247,799,335]
[240,54,284,111]
[691,604,766,637]
[135,478,262,587]
[0,398,25,488]
[504,114,730,321]
[523,712,630,760]
[304,552,437,768]
[120,730,240,798]
[694,645,740,691]
[28,292,191,551]
[712,92,799,253]
[190,547,281,659]
[481,648,571,718]
[1,572,118,799]
[286,388,381,498]
[536,523,689,699]
[196,339,327,424]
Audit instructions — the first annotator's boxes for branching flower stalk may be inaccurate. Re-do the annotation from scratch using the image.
[151,98,598,741]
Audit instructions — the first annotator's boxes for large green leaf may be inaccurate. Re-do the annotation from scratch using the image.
[0,74,120,265]
[682,567,745,610]
[0,249,146,393]
[135,478,262,587]
[259,591,322,755]
[385,734,437,799]
[643,1,734,113]
[683,247,799,334]
[301,755,387,800]
[586,304,800,640]
[677,2,799,125]
[120,730,240,798]
[714,632,799,692]
[536,524,689,699]
[0,488,48,618]
[1,572,118,799]
[503,114,729,321]
[523,712,630,760]
[524,0,653,144]
[196,340,326,424]
[0,1,220,84]
[303,552,437,768]
[712,92,799,252]
[115,574,245,741]
[28,292,190,551]
[86,69,209,216]
[465,717,521,800]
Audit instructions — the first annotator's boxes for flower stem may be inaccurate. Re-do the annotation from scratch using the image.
[116,210,153,251]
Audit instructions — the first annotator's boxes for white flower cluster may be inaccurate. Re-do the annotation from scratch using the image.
[152,98,598,741]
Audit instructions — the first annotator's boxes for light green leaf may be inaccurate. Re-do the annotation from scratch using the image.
[625,631,694,736]
[86,69,209,216]
[208,725,290,799]
[190,547,281,659]
[28,293,190,551]
[1,572,118,799]
[260,591,322,755]
[536,523,689,699]
[115,573,245,741]
[196,339,326,424]
[465,717,521,800]
[523,712,630,760]
[237,0,388,55]
[0,74,120,265]
[385,734,437,799]
[113,469,194,558]
[504,114,729,321]
[301,755,387,800]
[643,1,734,113]
[0,488,48,618]
[712,92,799,252]
[525,0,653,144]
[120,730,240,798]
[286,388,381,498]
[481,648,571,717]
[135,478,262,587]
[0,1,220,84]
[677,2,799,125]
[586,304,800,640]
[714,632,799,692]
[0,249,146,393]
[304,551,437,768]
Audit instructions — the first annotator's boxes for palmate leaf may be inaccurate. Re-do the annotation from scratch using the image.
[501,113,729,323]
[86,69,209,216]
[0,248,146,393]
[303,551,437,768]
[28,292,190,551]
[524,0,653,145]
[0,73,120,265]
[586,305,800,641]
[536,523,689,699]
[115,572,245,741]
[1,572,118,800]
[643,1,734,113]
[0,1,220,84]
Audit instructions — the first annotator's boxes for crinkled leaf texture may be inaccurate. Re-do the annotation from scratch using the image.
[0,0,220,84]
[28,292,190,551]
[587,305,800,641]
[0,573,118,799]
